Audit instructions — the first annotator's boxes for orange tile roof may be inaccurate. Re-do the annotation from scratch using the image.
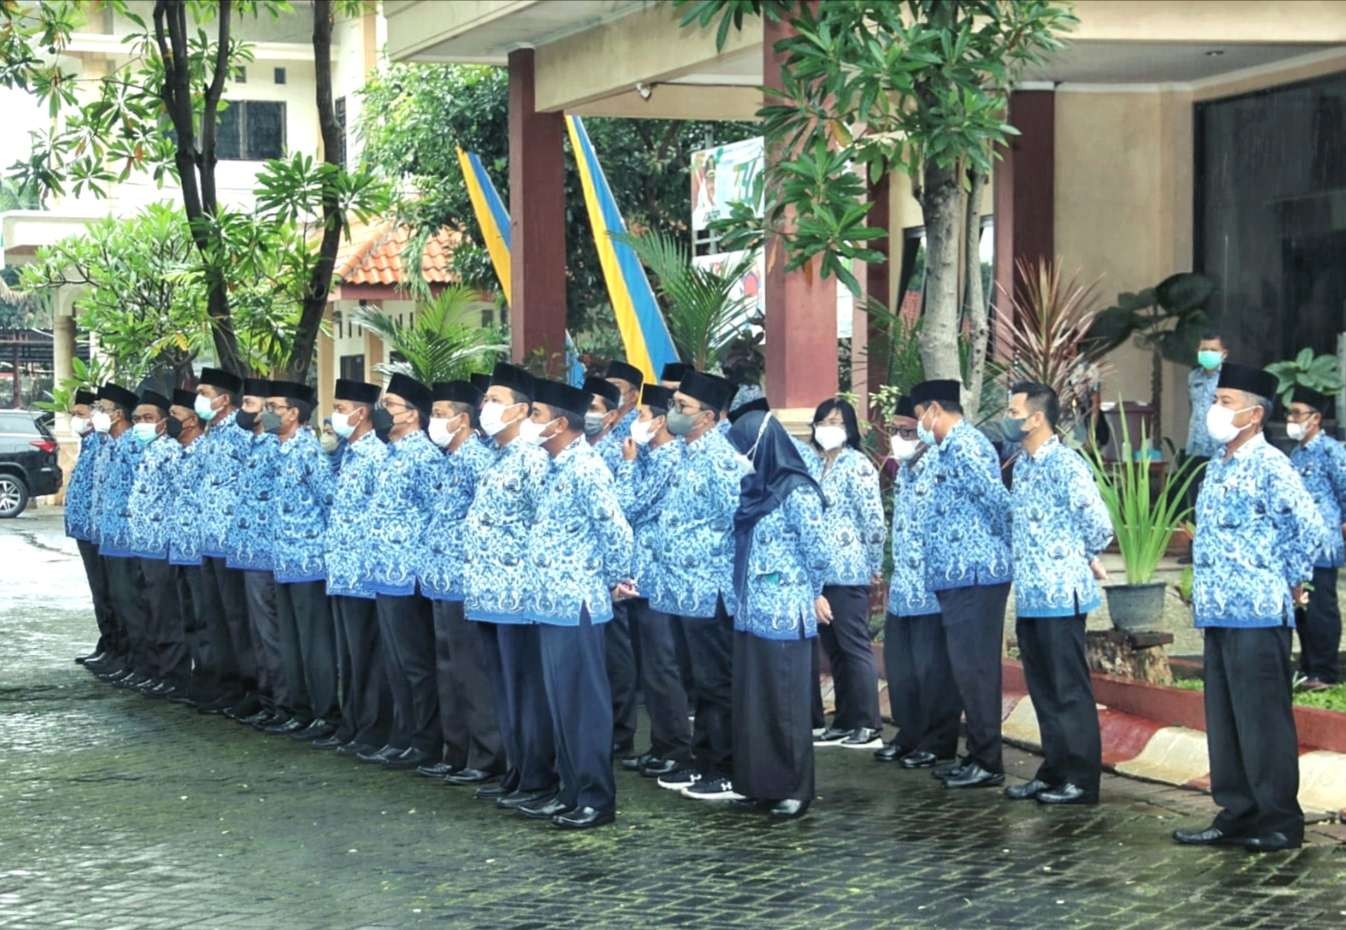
[333,222,461,287]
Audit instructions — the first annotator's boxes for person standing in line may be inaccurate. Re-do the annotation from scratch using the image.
[1173,363,1324,853]
[1004,382,1110,806]
[604,360,644,443]
[1285,386,1346,689]
[911,378,1012,789]
[515,379,634,829]
[418,380,504,785]
[323,379,395,759]
[163,391,213,707]
[875,396,962,769]
[1181,333,1227,562]
[726,410,830,819]
[658,362,691,392]
[807,398,886,750]
[66,388,115,670]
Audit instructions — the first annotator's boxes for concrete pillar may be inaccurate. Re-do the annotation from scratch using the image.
[507,48,567,370]
[763,13,837,421]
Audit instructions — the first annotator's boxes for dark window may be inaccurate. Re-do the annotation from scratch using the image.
[480,308,493,328]
[233,66,246,83]
[273,67,286,85]
[339,354,365,383]
[1195,72,1346,369]
[334,96,347,169]
[215,100,286,160]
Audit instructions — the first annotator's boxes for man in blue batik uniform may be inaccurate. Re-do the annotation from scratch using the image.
[911,378,1012,790]
[515,379,634,829]
[604,359,643,444]
[418,380,504,785]
[463,363,554,810]
[651,370,748,801]
[324,379,394,758]
[66,388,114,669]
[1285,386,1346,688]
[162,391,213,706]
[1005,382,1112,806]
[1174,363,1325,853]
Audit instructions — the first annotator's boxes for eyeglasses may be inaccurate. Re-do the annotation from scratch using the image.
[674,400,705,416]
[264,403,294,414]
[380,399,412,413]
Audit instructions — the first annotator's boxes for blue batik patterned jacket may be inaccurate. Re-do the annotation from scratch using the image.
[168,436,206,566]
[94,431,147,558]
[888,452,941,618]
[611,406,637,442]
[365,429,441,597]
[1011,437,1113,618]
[524,437,633,625]
[225,432,281,572]
[272,429,337,584]
[325,430,388,599]
[86,433,119,546]
[923,418,1011,591]
[593,431,624,475]
[1185,367,1221,458]
[464,438,551,623]
[1193,433,1326,629]
[651,427,749,619]
[1289,432,1346,569]
[815,446,887,586]
[65,431,103,542]
[419,434,497,602]
[197,419,254,559]
[124,435,183,560]
[735,486,830,640]
[616,438,683,594]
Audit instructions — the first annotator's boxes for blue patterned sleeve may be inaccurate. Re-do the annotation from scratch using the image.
[790,488,830,598]
[1326,440,1346,531]
[851,455,887,578]
[1071,452,1113,559]
[1269,457,1327,586]
[586,462,634,587]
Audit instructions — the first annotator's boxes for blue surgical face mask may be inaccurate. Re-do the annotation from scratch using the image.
[194,394,217,422]
[131,422,160,446]
[1197,349,1223,371]
[915,413,936,446]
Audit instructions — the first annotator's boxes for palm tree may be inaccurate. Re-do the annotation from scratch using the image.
[352,285,507,384]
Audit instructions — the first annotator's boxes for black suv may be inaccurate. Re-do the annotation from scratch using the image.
[0,410,63,518]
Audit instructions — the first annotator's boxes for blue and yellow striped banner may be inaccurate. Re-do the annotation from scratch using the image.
[565,114,679,385]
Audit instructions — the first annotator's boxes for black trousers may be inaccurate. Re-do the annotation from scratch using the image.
[273,582,318,721]
[1296,565,1341,684]
[332,595,393,747]
[104,556,148,674]
[605,600,640,753]
[733,631,815,803]
[1204,627,1303,840]
[495,624,557,793]
[539,612,615,812]
[676,599,735,781]
[141,559,188,685]
[176,565,218,701]
[1017,614,1102,795]
[243,571,282,713]
[936,582,1010,773]
[431,600,504,773]
[292,581,338,721]
[630,600,692,764]
[201,557,255,700]
[814,585,881,731]
[375,595,441,756]
[883,611,961,757]
[77,540,117,655]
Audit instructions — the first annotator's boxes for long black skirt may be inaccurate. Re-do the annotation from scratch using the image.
[732,630,815,803]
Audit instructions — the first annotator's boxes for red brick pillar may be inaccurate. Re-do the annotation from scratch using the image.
[507,48,567,369]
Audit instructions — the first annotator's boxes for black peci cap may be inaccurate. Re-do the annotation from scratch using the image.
[489,362,535,401]
[533,379,593,419]
[73,389,97,407]
[198,367,243,394]
[640,384,673,410]
[894,395,916,419]
[98,383,139,411]
[386,373,433,415]
[334,378,380,405]
[172,389,198,410]
[432,380,481,406]
[583,375,621,410]
[910,379,962,407]
[469,372,491,394]
[678,371,733,412]
[604,360,644,388]
[660,362,692,383]
[1291,385,1331,416]
[1217,363,1278,402]
[138,389,171,413]
[242,378,273,399]
[269,380,315,406]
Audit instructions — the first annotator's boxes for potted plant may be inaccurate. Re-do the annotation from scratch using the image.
[1086,415,1202,632]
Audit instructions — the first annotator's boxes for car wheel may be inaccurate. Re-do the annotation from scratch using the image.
[0,474,29,518]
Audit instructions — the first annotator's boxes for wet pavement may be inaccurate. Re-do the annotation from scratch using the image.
[2,508,1344,930]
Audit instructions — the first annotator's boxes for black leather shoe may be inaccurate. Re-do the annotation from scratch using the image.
[1037,783,1097,806]
[383,748,432,771]
[311,734,345,750]
[729,797,772,812]
[118,673,151,689]
[167,692,198,707]
[942,764,1004,789]
[417,762,459,779]
[75,651,103,665]
[336,741,379,758]
[902,751,940,770]
[1005,778,1052,801]
[1173,825,1247,846]
[553,806,614,829]
[292,718,337,741]
[639,758,679,778]
[1244,832,1301,853]
[496,788,555,811]
[475,783,510,800]
[239,709,273,727]
[813,726,849,746]
[356,744,402,764]
[149,683,178,699]
[768,798,810,819]
[446,768,496,786]
[264,717,308,736]
[873,741,905,763]
[134,677,162,693]
[518,794,571,820]
[620,751,654,772]
[95,664,130,681]
[932,760,967,780]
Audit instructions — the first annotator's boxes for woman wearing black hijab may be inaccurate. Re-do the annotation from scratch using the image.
[727,410,831,818]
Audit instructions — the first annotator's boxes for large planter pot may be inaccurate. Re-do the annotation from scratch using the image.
[1104,582,1167,632]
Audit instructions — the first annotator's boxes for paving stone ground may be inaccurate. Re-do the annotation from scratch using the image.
[2,509,1344,930]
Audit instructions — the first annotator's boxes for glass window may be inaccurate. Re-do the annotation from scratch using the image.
[216,100,287,161]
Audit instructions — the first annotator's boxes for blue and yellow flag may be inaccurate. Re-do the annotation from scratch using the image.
[565,114,679,385]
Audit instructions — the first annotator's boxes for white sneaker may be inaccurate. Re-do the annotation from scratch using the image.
[680,776,744,801]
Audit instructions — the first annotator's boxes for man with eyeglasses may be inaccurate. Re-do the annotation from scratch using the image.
[163,390,213,707]
[650,370,748,802]
[66,388,114,671]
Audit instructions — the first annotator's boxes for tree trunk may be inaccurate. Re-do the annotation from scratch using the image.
[917,158,964,382]
[282,0,342,382]
[963,167,988,416]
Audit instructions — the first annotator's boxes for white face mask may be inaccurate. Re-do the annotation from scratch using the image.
[631,418,658,446]
[1205,404,1255,445]
[69,416,91,437]
[480,400,522,437]
[91,410,112,434]
[814,424,847,451]
[194,394,218,423]
[428,416,457,449]
[1286,421,1308,442]
[890,435,919,462]
[330,410,357,439]
[517,416,555,446]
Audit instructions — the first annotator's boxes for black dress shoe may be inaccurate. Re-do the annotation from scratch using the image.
[475,783,510,800]
[873,741,905,763]
[1244,832,1301,853]
[75,651,103,665]
[518,794,571,820]
[639,758,679,778]
[292,718,336,741]
[768,798,810,819]
[942,764,1004,789]
[445,768,497,786]
[901,751,940,770]
[932,760,967,780]
[119,673,151,689]
[336,741,379,758]
[417,762,459,779]
[1036,783,1097,806]
[1005,778,1052,801]
[356,743,397,763]
[134,676,162,692]
[620,751,654,772]
[729,797,772,812]
[383,748,432,771]
[149,683,178,699]
[311,734,346,750]
[497,788,556,811]
[1173,825,1248,846]
[813,726,850,746]
[553,806,614,829]
[239,709,273,727]
[263,717,308,735]
[167,693,198,707]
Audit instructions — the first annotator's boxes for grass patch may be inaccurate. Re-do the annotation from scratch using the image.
[1163,674,1346,712]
